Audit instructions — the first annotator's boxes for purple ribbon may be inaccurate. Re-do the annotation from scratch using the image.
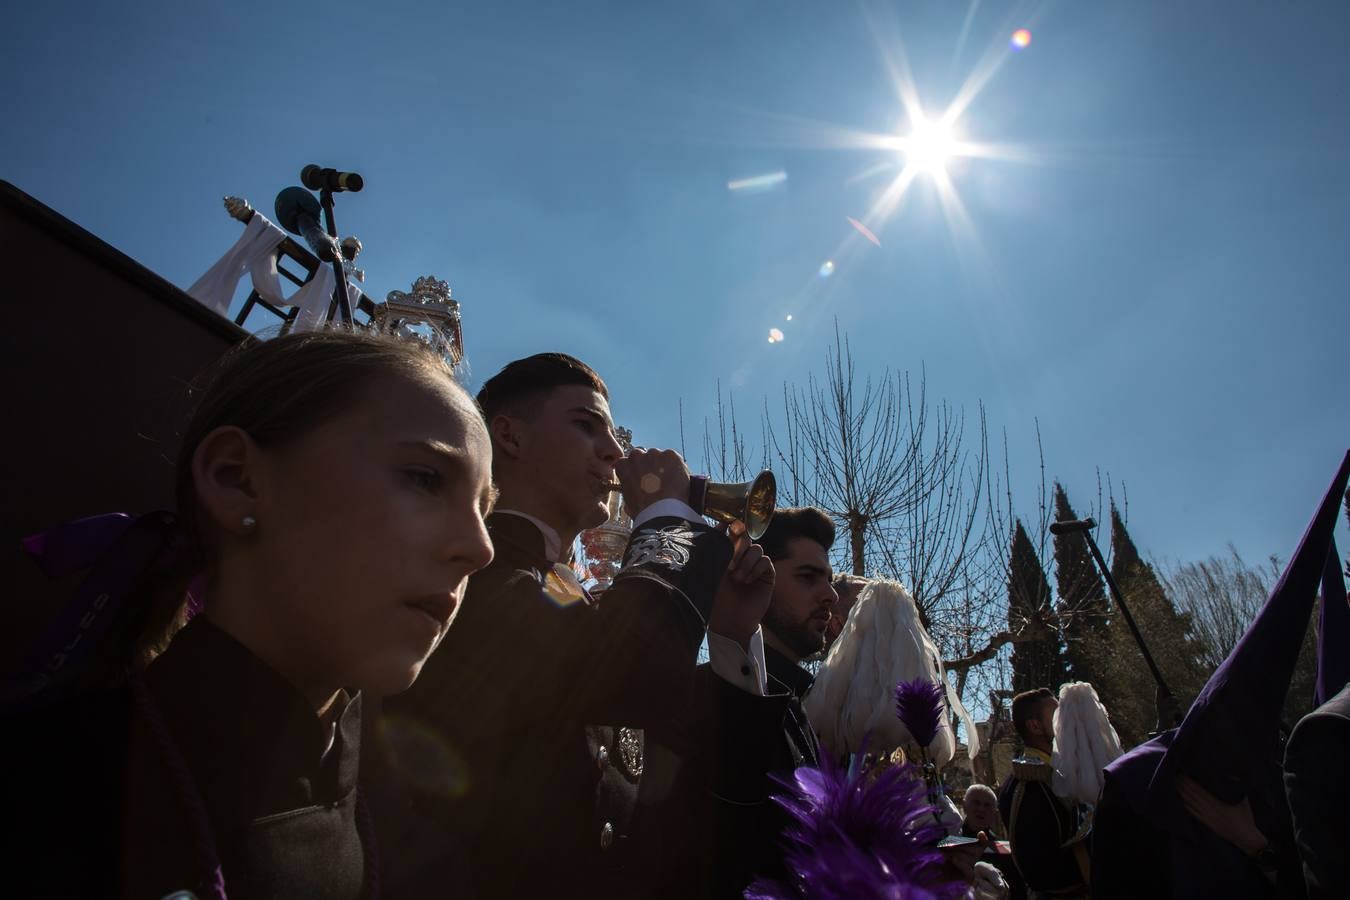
[7,511,199,707]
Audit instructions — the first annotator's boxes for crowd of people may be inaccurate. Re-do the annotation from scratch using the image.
[3,326,1347,899]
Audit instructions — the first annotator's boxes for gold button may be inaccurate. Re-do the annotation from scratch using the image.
[600,822,614,850]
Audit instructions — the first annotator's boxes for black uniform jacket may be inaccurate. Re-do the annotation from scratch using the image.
[650,644,821,899]
[1285,683,1350,899]
[370,512,731,899]
[2,616,369,899]
[997,754,1085,896]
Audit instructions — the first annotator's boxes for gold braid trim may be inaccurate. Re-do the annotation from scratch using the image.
[1011,755,1054,783]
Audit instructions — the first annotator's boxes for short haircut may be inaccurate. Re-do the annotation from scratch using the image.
[962,783,997,807]
[757,506,836,561]
[1011,687,1057,744]
[476,353,607,421]
[832,573,868,595]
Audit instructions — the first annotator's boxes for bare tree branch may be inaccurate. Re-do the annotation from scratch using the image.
[944,621,1052,672]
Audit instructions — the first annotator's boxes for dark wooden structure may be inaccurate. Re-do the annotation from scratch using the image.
[1,180,244,667]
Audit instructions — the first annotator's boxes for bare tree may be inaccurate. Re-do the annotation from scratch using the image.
[1158,545,1318,724]
[680,327,1155,739]
[688,325,1020,719]
[696,381,756,483]
[1157,545,1281,670]
[763,324,930,576]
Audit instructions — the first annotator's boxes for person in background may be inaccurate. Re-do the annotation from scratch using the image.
[963,783,1026,900]
[998,688,1089,898]
[657,507,838,898]
[1284,682,1350,898]
[961,783,1002,837]
[825,573,867,648]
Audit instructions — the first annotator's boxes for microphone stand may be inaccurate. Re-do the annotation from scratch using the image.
[1062,518,1181,733]
[318,187,354,324]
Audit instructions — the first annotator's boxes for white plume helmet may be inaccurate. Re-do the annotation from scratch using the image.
[1050,681,1124,805]
[802,579,980,764]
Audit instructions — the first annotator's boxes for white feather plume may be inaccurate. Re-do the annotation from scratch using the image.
[802,579,981,763]
[1050,681,1124,805]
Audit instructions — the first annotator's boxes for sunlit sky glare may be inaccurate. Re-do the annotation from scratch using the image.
[4,0,1348,572]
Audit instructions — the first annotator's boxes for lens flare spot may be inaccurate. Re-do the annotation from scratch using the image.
[378,715,472,799]
[768,328,785,343]
[1011,28,1032,49]
[785,314,793,321]
[727,170,788,192]
[818,260,836,278]
[847,216,882,248]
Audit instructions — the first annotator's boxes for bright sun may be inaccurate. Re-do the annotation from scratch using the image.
[901,115,958,176]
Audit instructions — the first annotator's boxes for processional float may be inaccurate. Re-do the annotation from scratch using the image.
[194,164,464,370]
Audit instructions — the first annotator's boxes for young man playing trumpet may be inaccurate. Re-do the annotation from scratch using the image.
[371,352,773,900]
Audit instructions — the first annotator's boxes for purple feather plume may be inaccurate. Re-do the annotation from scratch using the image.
[745,758,965,900]
[894,678,946,750]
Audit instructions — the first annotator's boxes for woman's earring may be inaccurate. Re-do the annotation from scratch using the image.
[241,515,258,532]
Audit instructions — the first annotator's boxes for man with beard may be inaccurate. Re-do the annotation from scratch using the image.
[759,507,841,687]
[369,353,744,899]
[658,507,839,898]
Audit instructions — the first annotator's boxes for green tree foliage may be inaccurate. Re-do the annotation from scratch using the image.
[1103,504,1210,746]
[1007,518,1068,693]
[1051,484,1111,690]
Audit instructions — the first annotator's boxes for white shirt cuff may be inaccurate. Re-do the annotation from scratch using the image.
[631,498,705,530]
[707,627,768,696]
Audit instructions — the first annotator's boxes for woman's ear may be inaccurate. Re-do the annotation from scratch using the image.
[191,425,265,536]
[489,413,524,461]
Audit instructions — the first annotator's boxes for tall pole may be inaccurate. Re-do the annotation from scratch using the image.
[1061,517,1181,731]
[319,188,354,324]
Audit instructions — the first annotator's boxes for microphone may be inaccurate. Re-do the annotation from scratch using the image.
[301,165,364,193]
[1049,517,1097,535]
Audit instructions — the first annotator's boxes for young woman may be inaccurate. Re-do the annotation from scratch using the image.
[3,329,495,899]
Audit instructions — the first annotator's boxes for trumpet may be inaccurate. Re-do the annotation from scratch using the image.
[600,470,777,540]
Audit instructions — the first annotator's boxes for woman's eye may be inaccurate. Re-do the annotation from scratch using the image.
[575,419,594,434]
[404,467,444,493]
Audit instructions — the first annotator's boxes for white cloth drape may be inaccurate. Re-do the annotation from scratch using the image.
[803,579,981,764]
[1051,681,1123,804]
[186,214,287,316]
[288,265,363,333]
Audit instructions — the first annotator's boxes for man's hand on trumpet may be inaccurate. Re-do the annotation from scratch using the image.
[708,521,775,650]
[612,448,692,517]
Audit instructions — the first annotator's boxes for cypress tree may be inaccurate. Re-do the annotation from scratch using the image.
[1008,519,1069,693]
[1051,484,1111,691]
[1105,503,1208,744]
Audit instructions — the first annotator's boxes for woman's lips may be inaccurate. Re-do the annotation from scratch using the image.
[406,594,456,628]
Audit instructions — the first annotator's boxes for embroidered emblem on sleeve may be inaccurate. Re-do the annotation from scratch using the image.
[617,726,644,777]
[622,524,696,571]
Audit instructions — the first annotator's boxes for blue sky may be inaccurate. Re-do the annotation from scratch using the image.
[6,0,1347,573]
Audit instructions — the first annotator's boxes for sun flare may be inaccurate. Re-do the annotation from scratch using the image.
[899,115,958,177]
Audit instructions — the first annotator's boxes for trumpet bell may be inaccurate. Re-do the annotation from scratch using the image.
[700,470,777,540]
